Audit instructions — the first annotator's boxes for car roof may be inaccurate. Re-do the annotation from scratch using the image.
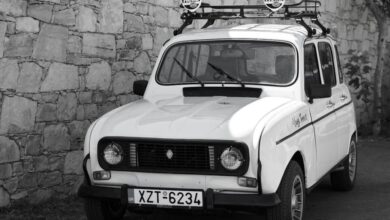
[169,24,332,46]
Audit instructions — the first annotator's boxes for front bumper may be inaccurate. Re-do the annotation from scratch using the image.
[78,183,280,209]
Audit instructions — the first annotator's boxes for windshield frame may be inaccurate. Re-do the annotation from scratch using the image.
[155,39,299,87]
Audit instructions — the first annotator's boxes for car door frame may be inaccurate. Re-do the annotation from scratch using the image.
[304,38,340,180]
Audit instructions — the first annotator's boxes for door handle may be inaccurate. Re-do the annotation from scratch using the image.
[326,101,335,108]
[340,95,348,101]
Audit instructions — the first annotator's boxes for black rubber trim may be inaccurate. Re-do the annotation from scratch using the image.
[155,40,300,88]
[183,87,262,98]
[78,184,280,208]
[83,154,91,185]
[276,101,352,145]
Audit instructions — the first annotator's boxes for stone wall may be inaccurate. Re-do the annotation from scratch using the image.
[0,0,387,207]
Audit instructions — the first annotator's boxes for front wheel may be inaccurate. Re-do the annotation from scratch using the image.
[330,138,357,191]
[84,198,127,220]
[267,161,306,220]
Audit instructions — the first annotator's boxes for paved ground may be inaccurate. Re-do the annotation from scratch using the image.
[1,139,390,220]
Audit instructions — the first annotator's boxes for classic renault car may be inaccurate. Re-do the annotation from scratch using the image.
[78,1,357,220]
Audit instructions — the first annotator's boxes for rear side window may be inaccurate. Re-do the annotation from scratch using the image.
[304,44,321,95]
[335,46,343,83]
[318,42,336,87]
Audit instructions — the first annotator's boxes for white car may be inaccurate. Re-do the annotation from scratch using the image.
[78,3,357,220]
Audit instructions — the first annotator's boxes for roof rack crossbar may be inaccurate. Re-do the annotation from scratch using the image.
[174,0,328,37]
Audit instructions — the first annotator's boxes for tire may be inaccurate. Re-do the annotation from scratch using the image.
[330,138,357,191]
[267,161,306,220]
[84,198,127,220]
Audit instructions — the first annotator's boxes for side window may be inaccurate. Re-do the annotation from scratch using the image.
[318,42,336,87]
[335,46,344,83]
[304,44,321,96]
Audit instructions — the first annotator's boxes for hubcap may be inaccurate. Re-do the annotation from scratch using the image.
[348,141,357,182]
[291,175,304,220]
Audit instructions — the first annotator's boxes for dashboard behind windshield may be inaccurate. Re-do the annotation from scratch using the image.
[157,41,297,86]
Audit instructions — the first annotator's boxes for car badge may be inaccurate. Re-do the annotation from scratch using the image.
[166,149,174,160]
[264,0,285,12]
[181,0,202,13]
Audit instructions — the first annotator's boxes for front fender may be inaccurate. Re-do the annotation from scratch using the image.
[254,101,316,194]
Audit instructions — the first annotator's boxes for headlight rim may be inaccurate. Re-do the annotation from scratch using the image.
[103,142,124,165]
[220,146,245,171]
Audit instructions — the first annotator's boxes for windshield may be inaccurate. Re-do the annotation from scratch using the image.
[157,41,297,86]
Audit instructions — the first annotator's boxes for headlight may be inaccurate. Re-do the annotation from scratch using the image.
[220,147,244,171]
[103,143,123,165]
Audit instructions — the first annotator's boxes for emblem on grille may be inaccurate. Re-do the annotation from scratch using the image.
[166,149,174,160]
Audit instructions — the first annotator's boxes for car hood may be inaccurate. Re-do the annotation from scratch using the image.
[94,96,291,140]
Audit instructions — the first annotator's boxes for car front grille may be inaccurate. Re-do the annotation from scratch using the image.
[97,138,249,176]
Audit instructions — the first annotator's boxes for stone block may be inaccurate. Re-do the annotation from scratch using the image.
[152,7,169,26]
[0,96,37,134]
[4,33,34,57]
[84,104,98,119]
[12,162,23,176]
[112,71,136,95]
[0,164,12,179]
[78,92,92,104]
[36,104,57,122]
[124,14,144,32]
[3,177,18,194]
[0,58,19,90]
[86,61,111,90]
[54,8,76,26]
[11,191,27,200]
[27,4,53,23]
[0,0,27,17]
[168,9,182,28]
[32,24,68,62]
[99,0,123,34]
[153,27,171,55]
[67,35,82,54]
[16,17,39,33]
[29,189,53,205]
[48,156,64,171]
[57,93,77,121]
[82,33,116,58]
[68,121,90,140]
[38,171,62,187]
[41,63,79,92]
[0,22,7,57]
[134,52,151,74]
[43,124,70,152]
[0,187,10,207]
[64,151,83,175]
[19,173,37,189]
[0,137,20,164]
[25,135,41,156]
[16,62,43,93]
[33,156,49,172]
[76,6,96,32]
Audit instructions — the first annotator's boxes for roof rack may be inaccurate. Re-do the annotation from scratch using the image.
[174,0,330,38]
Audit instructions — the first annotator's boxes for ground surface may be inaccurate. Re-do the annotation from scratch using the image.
[1,139,389,220]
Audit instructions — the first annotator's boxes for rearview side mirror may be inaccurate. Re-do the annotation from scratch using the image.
[133,80,148,96]
[308,84,331,103]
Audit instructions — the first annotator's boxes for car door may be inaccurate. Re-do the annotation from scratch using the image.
[304,42,339,179]
[333,45,354,158]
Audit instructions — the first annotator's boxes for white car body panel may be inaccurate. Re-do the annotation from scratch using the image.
[84,24,357,195]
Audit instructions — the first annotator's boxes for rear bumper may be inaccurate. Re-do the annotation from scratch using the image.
[78,183,280,209]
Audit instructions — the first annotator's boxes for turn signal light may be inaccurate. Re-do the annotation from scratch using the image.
[238,177,258,188]
[93,171,111,180]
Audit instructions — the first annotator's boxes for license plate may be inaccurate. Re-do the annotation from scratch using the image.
[128,188,203,208]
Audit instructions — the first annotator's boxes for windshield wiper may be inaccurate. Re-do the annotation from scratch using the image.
[173,58,204,87]
[207,62,245,87]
